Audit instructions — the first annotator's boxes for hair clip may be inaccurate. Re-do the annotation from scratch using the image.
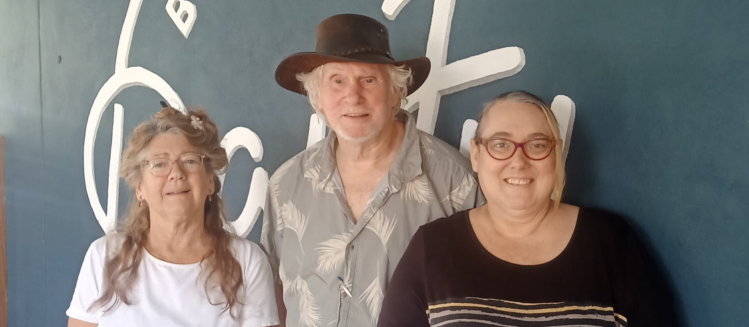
[191,115,204,131]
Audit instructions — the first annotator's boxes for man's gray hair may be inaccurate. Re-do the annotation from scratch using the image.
[296,63,413,119]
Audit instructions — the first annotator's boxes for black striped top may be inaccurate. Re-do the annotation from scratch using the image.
[378,208,679,327]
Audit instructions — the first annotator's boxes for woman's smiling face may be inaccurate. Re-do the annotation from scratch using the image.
[471,100,557,212]
[137,133,214,221]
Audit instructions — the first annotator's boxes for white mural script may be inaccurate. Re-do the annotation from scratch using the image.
[382,0,576,162]
[84,0,266,237]
[383,0,526,134]
[85,1,576,235]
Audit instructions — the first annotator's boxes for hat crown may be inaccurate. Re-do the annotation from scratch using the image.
[274,14,431,96]
[315,14,393,60]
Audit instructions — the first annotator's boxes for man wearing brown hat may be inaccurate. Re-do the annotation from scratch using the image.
[261,13,483,327]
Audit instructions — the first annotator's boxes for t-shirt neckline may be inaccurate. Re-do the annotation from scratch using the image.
[463,207,584,269]
[143,248,203,268]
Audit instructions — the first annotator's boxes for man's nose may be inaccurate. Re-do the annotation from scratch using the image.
[343,82,364,103]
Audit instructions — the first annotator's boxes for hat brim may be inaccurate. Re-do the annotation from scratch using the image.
[275,52,431,96]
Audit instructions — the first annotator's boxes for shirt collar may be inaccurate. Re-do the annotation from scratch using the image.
[302,110,423,193]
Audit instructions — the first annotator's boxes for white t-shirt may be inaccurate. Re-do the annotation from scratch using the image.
[66,234,280,327]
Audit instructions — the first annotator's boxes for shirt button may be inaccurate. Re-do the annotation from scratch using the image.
[349,244,355,250]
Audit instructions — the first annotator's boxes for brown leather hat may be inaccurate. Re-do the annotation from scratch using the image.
[275,13,431,96]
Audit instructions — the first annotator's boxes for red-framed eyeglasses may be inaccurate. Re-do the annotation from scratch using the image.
[476,138,557,161]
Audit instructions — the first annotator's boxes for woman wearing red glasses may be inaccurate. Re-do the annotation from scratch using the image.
[378,91,678,327]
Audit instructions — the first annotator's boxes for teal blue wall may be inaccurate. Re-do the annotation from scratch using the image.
[1,1,45,326]
[1,0,747,325]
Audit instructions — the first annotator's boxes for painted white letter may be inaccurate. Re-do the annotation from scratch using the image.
[165,0,197,38]
[383,0,525,134]
[219,127,269,237]
[381,0,411,20]
[550,95,576,162]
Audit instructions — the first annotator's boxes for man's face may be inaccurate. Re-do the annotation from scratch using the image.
[317,62,400,144]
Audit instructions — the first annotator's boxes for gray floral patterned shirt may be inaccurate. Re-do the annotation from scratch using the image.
[261,111,484,327]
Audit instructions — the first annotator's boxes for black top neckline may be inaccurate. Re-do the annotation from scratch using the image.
[463,207,584,269]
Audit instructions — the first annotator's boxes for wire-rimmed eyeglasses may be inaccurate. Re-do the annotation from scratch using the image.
[141,152,206,177]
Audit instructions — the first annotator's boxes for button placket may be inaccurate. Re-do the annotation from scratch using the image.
[337,241,357,327]
[336,173,393,327]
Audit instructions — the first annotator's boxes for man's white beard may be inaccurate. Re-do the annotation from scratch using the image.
[335,127,379,144]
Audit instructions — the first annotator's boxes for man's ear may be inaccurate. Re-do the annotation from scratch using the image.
[390,86,401,110]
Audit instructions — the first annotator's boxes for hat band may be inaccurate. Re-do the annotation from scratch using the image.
[334,47,394,60]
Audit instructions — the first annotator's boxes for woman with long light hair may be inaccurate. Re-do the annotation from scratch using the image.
[67,106,279,327]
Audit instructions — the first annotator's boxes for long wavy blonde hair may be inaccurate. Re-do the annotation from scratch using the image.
[91,106,243,318]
